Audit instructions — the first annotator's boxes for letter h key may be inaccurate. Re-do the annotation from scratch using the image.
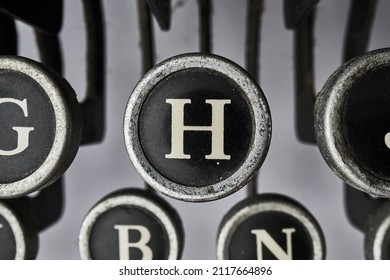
[124,53,271,202]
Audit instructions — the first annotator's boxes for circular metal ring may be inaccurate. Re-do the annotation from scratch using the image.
[124,53,271,202]
[216,194,326,260]
[364,201,390,260]
[0,201,26,259]
[314,48,390,197]
[79,189,182,260]
[0,56,81,198]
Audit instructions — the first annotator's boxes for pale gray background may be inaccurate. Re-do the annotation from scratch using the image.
[14,0,390,259]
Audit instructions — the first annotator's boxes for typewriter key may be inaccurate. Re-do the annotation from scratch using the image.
[124,53,271,202]
[0,56,81,198]
[314,48,390,198]
[79,189,184,260]
[216,194,325,260]
[0,200,38,259]
[364,201,390,260]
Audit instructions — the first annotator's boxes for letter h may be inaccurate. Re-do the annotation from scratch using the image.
[165,98,231,160]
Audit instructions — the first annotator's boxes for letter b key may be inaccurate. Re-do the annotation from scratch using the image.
[124,53,272,202]
[79,189,184,260]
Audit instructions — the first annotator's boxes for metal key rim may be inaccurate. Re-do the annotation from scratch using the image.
[216,195,325,260]
[79,192,181,260]
[0,201,26,259]
[314,48,390,198]
[0,56,81,198]
[124,53,271,202]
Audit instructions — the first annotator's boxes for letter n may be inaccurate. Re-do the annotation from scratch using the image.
[251,228,296,260]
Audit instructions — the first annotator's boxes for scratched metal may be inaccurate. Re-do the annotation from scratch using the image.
[123,53,272,202]
[314,48,390,198]
[0,56,82,198]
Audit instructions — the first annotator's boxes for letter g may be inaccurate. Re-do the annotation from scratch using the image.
[0,98,34,156]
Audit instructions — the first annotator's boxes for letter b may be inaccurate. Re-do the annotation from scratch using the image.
[114,225,153,260]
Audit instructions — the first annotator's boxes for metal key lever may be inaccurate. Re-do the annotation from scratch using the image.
[343,0,378,62]
[283,0,319,30]
[284,1,318,144]
[137,0,155,75]
[36,0,106,145]
[198,0,212,53]
[80,0,105,145]
[29,179,63,232]
[245,0,264,196]
[344,183,385,231]
[146,0,171,31]
[0,0,62,35]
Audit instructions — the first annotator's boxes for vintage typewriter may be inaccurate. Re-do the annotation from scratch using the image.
[0,0,389,260]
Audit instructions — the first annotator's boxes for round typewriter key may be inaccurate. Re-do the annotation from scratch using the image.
[124,53,271,202]
[216,194,325,260]
[0,56,81,198]
[315,48,390,197]
[364,201,390,259]
[79,189,184,260]
[0,201,38,259]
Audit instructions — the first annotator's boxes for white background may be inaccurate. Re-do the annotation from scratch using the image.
[14,0,390,259]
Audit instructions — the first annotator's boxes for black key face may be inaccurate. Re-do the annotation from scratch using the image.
[125,54,271,201]
[0,70,55,183]
[344,65,390,181]
[0,214,17,260]
[139,68,253,187]
[217,195,325,260]
[89,206,169,260]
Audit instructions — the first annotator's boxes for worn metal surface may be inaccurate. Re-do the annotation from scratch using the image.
[79,189,183,260]
[364,200,390,259]
[216,194,326,260]
[0,201,27,259]
[124,53,272,202]
[0,56,81,198]
[314,48,390,198]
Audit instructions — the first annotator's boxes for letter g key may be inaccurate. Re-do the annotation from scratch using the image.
[0,56,81,198]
